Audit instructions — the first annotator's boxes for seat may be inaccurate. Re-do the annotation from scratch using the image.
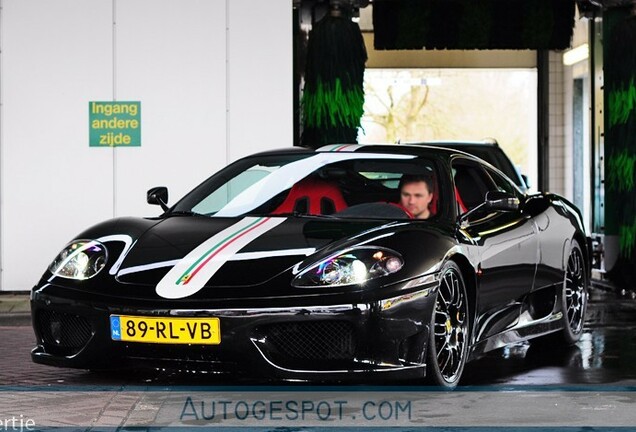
[272,177,347,215]
[454,169,485,211]
[455,187,468,213]
[429,181,438,216]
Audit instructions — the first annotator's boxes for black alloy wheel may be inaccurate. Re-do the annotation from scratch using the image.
[426,261,470,388]
[560,239,588,344]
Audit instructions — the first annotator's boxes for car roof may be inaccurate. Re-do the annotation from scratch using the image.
[250,143,466,159]
[410,140,528,190]
[406,138,500,148]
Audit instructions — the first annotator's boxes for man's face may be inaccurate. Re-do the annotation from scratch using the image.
[400,181,434,219]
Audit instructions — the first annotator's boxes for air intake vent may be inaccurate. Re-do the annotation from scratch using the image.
[37,310,92,356]
[263,321,355,360]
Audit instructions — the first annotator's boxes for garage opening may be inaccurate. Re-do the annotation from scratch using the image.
[358,68,538,189]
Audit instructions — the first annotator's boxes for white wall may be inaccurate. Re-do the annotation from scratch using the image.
[228,0,293,162]
[0,0,292,291]
[113,0,228,218]
[548,50,566,197]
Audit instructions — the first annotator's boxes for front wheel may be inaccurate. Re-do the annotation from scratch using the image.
[559,239,588,344]
[426,261,470,388]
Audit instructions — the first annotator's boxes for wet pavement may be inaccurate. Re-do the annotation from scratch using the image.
[1,285,636,428]
[461,286,636,386]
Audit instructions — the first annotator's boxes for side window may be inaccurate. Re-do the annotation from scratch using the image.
[485,167,520,196]
[452,161,495,212]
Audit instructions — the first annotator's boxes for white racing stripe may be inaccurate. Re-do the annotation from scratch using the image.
[118,248,315,277]
[214,152,414,217]
[156,217,286,299]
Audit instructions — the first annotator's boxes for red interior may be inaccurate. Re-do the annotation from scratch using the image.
[272,178,348,215]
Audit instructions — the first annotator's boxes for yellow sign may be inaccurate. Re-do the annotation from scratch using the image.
[110,315,220,345]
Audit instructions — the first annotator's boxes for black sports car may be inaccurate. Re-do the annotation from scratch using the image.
[31,144,589,387]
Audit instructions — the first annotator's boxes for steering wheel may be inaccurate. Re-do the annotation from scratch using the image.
[334,202,414,219]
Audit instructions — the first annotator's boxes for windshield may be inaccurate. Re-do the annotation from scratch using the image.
[172,152,441,220]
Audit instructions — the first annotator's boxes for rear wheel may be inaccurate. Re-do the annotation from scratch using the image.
[426,261,470,388]
[559,239,588,344]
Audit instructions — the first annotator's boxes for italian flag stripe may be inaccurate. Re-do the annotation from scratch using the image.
[156,216,286,299]
[176,217,268,285]
[332,144,351,152]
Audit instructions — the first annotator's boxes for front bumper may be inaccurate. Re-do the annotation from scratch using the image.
[31,284,437,381]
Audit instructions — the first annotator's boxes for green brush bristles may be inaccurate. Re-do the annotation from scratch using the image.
[608,79,636,128]
[604,13,636,282]
[301,14,367,148]
[607,149,636,193]
[620,220,636,258]
[303,78,365,129]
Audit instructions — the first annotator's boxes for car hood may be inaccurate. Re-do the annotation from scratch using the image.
[113,215,387,294]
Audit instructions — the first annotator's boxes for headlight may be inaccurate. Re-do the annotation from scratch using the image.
[292,247,403,288]
[49,240,108,280]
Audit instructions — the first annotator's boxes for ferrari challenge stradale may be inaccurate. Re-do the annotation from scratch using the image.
[31,144,590,387]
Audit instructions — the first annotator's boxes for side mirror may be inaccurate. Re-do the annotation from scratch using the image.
[484,190,520,211]
[147,186,169,211]
[458,190,519,227]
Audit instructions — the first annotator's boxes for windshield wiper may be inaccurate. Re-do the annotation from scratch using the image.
[165,210,203,217]
[272,212,340,219]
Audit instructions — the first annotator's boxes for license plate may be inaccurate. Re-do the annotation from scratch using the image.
[110,315,220,345]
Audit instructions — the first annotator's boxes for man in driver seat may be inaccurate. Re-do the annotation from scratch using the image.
[399,174,435,219]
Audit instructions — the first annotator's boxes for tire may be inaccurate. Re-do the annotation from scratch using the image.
[559,239,588,344]
[426,261,470,388]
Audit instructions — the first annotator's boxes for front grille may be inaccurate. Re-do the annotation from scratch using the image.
[37,310,92,356]
[263,321,356,360]
[121,343,220,363]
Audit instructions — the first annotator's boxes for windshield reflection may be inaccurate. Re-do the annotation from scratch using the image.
[172,152,441,221]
